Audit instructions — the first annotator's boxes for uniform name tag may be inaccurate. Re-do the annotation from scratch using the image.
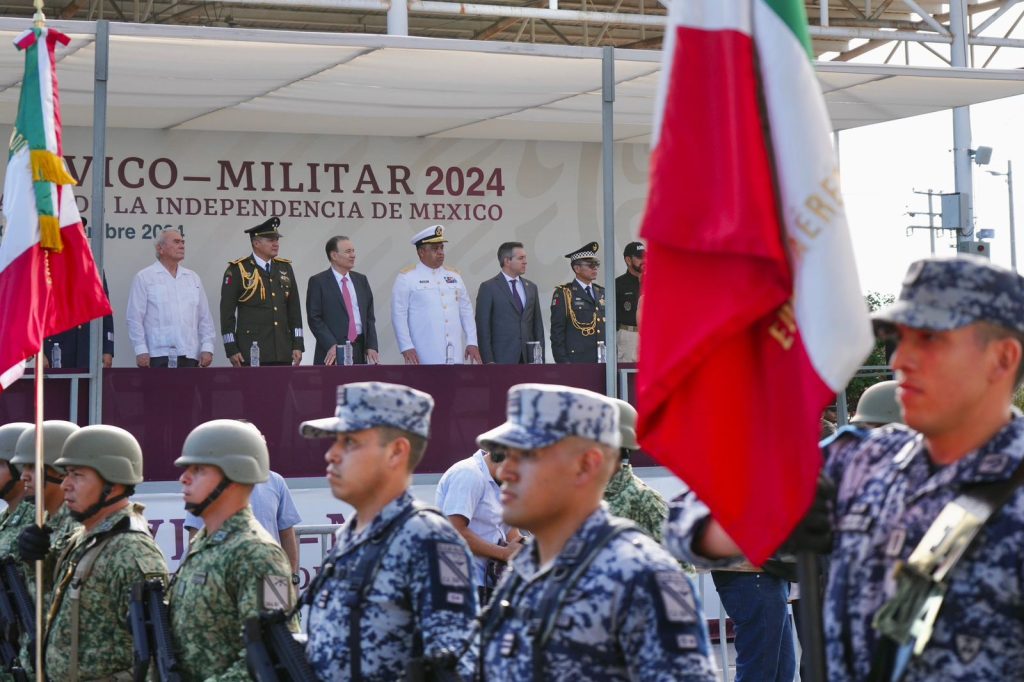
[885,528,907,557]
[191,572,207,585]
[261,575,291,611]
[676,634,698,650]
[655,571,696,624]
[838,514,872,532]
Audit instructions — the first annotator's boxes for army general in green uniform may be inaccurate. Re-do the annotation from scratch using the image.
[220,217,305,366]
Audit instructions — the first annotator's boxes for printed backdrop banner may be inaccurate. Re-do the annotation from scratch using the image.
[1,127,651,365]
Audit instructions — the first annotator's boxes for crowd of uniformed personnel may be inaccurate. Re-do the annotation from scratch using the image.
[45,216,648,371]
[4,253,1024,682]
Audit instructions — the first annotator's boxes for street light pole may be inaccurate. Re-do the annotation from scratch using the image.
[988,161,1016,273]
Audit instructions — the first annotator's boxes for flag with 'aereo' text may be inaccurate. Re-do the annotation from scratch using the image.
[637,0,873,564]
[0,26,111,393]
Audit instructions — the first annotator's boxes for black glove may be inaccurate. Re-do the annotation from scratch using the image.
[17,524,52,563]
[781,472,836,554]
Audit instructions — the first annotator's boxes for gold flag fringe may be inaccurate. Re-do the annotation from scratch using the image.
[38,214,63,252]
[30,149,76,186]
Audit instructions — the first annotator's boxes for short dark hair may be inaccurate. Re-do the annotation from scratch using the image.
[325,235,350,261]
[497,242,523,267]
[376,426,428,471]
[975,321,1024,388]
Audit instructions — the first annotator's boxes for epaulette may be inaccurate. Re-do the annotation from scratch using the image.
[556,283,572,291]
[272,256,292,263]
[445,266,461,275]
[229,256,247,265]
[399,264,416,274]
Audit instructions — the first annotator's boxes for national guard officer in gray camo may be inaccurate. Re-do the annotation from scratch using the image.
[476,383,716,681]
[550,242,607,363]
[220,217,305,366]
[169,420,296,681]
[300,381,478,681]
[666,255,1024,682]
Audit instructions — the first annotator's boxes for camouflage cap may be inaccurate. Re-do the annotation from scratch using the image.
[477,383,620,451]
[299,382,434,439]
[873,256,1024,333]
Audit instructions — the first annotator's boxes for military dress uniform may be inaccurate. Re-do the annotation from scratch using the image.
[391,226,478,364]
[220,218,304,365]
[550,243,606,363]
[480,506,715,681]
[305,491,478,681]
[168,507,293,681]
[44,504,168,681]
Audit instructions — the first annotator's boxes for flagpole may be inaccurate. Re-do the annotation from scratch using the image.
[796,551,827,682]
[32,351,44,682]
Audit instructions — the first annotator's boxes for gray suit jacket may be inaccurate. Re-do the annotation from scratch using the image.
[475,273,545,364]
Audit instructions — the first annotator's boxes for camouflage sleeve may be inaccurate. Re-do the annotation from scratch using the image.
[220,264,242,358]
[663,492,748,570]
[206,542,295,682]
[406,523,478,666]
[617,564,717,682]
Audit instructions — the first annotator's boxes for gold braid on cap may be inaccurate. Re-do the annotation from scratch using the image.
[236,260,266,303]
[560,286,599,336]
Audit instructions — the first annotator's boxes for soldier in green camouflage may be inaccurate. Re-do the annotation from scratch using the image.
[0,424,34,560]
[169,419,295,681]
[32,425,168,681]
[603,399,669,541]
[13,421,83,609]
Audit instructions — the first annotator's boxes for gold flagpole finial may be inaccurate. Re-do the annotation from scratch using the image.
[32,0,46,28]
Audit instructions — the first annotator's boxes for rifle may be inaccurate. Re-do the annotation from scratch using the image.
[128,579,182,682]
[243,610,316,682]
[0,558,34,659]
[0,560,29,682]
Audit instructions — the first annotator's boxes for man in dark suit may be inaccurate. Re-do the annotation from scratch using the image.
[475,242,545,364]
[550,242,606,363]
[306,235,379,365]
[43,270,114,369]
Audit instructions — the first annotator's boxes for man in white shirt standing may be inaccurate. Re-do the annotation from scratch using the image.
[391,224,481,365]
[126,229,215,368]
[436,448,521,603]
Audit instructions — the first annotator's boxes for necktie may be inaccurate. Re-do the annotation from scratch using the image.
[586,285,594,301]
[265,262,271,274]
[510,279,524,313]
[341,277,358,342]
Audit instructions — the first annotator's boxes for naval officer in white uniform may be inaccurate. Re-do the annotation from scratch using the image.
[391,225,481,365]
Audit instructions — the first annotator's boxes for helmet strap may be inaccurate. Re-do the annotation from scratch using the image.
[0,463,19,500]
[184,476,231,517]
[69,482,132,523]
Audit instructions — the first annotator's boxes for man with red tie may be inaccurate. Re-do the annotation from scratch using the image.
[306,235,380,365]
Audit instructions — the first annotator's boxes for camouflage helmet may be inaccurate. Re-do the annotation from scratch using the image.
[55,425,144,485]
[11,420,80,472]
[612,399,639,450]
[175,419,269,484]
[851,380,903,427]
[0,423,32,463]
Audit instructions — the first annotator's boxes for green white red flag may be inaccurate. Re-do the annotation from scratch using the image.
[637,0,873,564]
[0,26,111,392]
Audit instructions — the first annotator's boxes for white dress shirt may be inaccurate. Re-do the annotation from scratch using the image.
[391,261,478,364]
[502,273,527,309]
[126,260,216,358]
[331,268,363,335]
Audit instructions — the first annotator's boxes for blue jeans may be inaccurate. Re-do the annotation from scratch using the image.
[712,571,796,682]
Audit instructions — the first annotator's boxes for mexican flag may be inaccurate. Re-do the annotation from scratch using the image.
[637,0,872,564]
[0,26,111,393]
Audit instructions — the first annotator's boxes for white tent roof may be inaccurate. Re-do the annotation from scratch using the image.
[1,20,1023,143]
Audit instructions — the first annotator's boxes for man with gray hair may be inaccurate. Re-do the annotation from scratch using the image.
[126,228,215,367]
[300,382,477,680]
[667,256,1024,681]
[477,383,716,681]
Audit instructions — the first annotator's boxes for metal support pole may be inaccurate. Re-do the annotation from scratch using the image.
[1009,160,1017,272]
[387,0,408,35]
[948,0,975,249]
[601,46,617,398]
[928,191,936,255]
[88,20,109,425]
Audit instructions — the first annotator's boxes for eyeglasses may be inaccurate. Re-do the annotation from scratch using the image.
[578,260,600,268]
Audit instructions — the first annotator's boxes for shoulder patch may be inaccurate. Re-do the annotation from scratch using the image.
[649,569,701,651]
[399,264,416,274]
[426,540,474,612]
[260,575,293,611]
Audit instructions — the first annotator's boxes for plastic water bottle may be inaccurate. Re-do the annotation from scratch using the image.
[445,342,456,365]
[596,340,607,364]
[250,341,260,367]
[168,346,178,368]
[51,343,62,369]
[342,341,354,366]
[528,341,542,364]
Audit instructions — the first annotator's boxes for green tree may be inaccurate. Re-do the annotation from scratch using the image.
[840,292,895,418]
